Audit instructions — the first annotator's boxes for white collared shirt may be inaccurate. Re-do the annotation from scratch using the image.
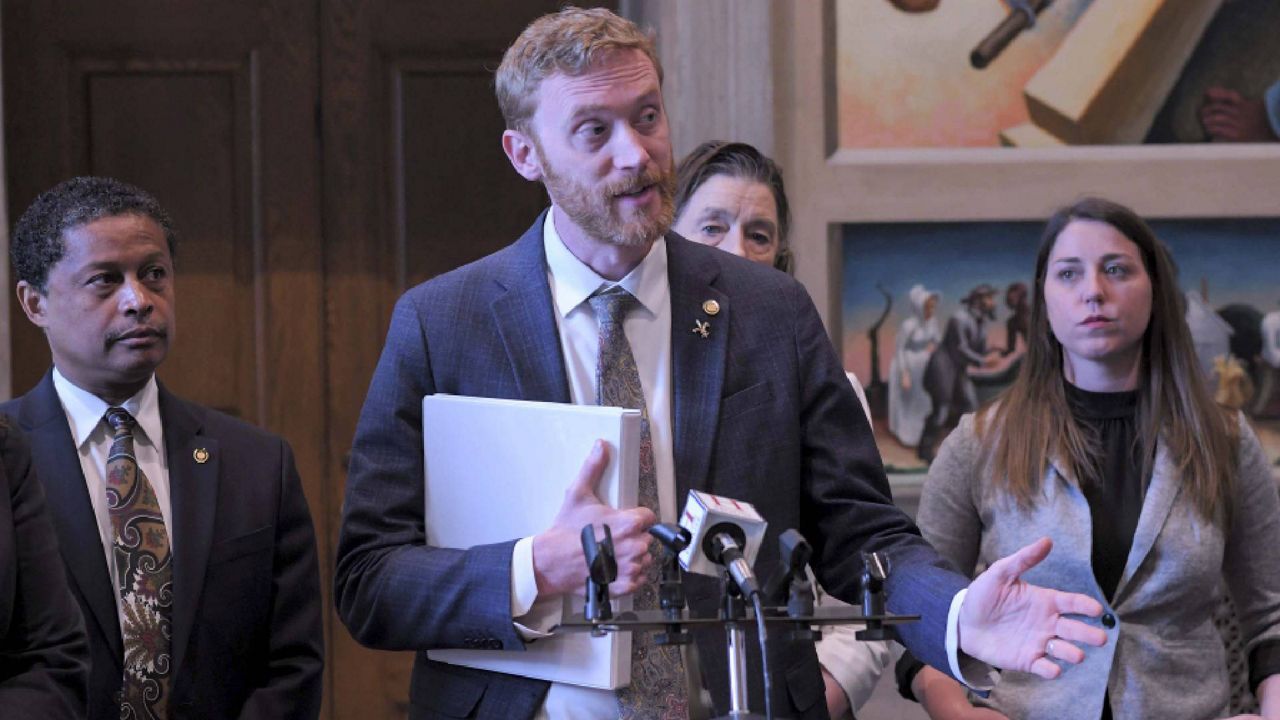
[52,368,172,623]
[506,211,674,719]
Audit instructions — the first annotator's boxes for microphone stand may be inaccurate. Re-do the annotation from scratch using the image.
[717,575,762,719]
[650,524,693,647]
[563,527,918,720]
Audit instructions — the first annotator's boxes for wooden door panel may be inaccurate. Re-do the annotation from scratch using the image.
[79,65,259,420]
[398,61,548,288]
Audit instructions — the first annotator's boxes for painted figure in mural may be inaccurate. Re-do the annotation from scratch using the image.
[917,284,998,462]
[889,284,941,448]
[1003,282,1030,357]
[1214,355,1254,411]
[1255,303,1280,417]
[1201,79,1280,142]
[899,196,1280,720]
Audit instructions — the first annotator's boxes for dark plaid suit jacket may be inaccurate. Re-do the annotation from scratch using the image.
[335,211,967,719]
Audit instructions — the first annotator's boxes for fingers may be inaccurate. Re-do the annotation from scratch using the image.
[602,507,658,594]
[1204,86,1244,105]
[988,537,1052,583]
[1043,636,1084,665]
[1053,588,1103,620]
[610,541,655,594]
[1027,656,1062,680]
[564,440,610,503]
[1055,615,1107,648]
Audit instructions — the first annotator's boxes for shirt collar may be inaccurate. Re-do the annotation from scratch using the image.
[542,209,669,319]
[52,368,163,450]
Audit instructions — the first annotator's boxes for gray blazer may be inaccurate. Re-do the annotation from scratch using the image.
[920,412,1280,720]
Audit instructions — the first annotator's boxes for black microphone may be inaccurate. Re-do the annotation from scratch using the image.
[581,524,616,622]
[703,522,761,599]
[648,523,691,555]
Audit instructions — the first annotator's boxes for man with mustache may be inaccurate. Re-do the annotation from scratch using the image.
[335,8,1105,720]
[6,176,324,719]
[919,284,1000,463]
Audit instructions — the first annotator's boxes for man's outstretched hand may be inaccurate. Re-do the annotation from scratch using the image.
[958,537,1107,679]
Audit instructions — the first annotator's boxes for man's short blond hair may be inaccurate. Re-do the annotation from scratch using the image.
[495,6,661,132]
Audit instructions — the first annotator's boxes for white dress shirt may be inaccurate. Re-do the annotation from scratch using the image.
[52,368,172,624]
[507,211,675,719]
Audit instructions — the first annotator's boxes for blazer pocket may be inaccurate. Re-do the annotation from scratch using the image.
[208,525,275,565]
[719,381,774,421]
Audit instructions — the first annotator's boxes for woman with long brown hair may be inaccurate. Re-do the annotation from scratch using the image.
[903,197,1280,720]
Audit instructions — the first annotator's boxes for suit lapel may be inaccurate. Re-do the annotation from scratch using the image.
[1113,439,1179,602]
[491,213,572,403]
[17,373,123,663]
[667,237,728,501]
[158,387,218,679]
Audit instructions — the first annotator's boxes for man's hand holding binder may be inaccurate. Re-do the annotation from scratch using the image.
[532,440,658,597]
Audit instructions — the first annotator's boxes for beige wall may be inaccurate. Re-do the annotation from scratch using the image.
[622,0,777,160]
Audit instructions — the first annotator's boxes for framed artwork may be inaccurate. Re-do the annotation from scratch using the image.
[834,0,1280,149]
[840,217,1280,480]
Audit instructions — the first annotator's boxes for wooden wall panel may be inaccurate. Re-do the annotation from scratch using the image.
[79,66,259,421]
[397,62,547,289]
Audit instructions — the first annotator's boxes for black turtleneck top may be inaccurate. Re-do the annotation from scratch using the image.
[1065,383,1144,602]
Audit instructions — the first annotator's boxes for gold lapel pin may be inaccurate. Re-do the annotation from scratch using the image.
[693,319,711,338]
[193,448,210,464]
[702,299,720,316]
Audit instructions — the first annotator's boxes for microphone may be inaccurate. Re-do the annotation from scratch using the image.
[677,490,768,598]
[648,523,692,555]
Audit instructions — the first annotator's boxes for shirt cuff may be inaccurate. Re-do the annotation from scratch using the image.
[1249,637,1280,693]
[946,588,998,690]
[510,536,561,639]
[1265,80,1280,139]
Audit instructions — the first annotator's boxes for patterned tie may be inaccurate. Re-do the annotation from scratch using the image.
[589,286,689,720]
[104,407,172,720]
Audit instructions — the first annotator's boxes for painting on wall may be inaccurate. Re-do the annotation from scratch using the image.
[835,0,1280,148]
[840,217,1280,479]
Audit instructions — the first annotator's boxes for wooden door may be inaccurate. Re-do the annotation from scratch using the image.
[319,2,610,715]
[3,0,332,711]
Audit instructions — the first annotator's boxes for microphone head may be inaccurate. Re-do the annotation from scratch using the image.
[701,522,747,564]
[779,529,812,576]
[648,523,692,554]
[677,490,767,577]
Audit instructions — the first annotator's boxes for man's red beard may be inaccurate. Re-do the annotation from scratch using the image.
[538,151,676,247]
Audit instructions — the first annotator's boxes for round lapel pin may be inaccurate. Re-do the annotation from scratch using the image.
[193,448,210,464]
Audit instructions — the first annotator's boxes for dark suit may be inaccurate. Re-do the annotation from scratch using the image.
[2,375,324,720]
[335,212,967,719]
[0,415,88,718]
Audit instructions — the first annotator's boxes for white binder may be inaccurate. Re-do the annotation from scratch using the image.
[421,394,641,689]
